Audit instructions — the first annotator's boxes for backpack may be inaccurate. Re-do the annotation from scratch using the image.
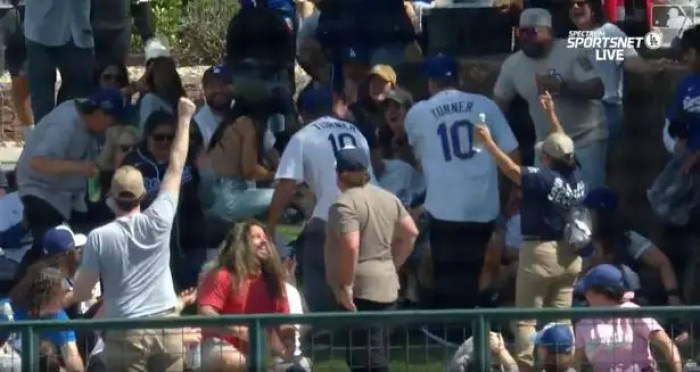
[562,206,593,252]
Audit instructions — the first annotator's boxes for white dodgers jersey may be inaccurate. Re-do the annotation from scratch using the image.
[405,89,518,222]
[275,116,373,221]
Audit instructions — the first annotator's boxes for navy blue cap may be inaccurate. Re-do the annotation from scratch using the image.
[423,53,459,79]
[82,88,129,121]
[336,146,369,173]
[583,186,618,211]
[575,264,627,294]
[204,64,234,83]
[531,323,574,354]
[298,84,333,115]
[43,225,87,256]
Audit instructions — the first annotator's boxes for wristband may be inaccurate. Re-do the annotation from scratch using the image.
[666,289,680,297]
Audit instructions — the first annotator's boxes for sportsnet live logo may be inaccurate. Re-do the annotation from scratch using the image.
[566,28,663,62]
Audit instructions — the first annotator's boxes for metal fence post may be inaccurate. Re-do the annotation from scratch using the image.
[21,326,39,372]
[248,319,265,372]
[474,313,490,371]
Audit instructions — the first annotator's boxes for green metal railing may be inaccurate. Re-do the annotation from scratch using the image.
[2,306,699,372]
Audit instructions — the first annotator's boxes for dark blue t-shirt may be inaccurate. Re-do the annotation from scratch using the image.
[520,166,585,240]
[667,74,700,151]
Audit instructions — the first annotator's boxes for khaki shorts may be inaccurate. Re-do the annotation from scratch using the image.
[103,309,184,372]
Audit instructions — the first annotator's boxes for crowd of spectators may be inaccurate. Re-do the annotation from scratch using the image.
[0,0,699,371]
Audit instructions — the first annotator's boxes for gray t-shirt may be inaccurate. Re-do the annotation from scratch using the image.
[80,192,178,318]
[494,39,607,146]
[16,101,99,219]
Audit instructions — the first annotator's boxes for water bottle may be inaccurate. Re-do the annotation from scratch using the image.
[473,112,486,153]
[87,175,101,203]
[268,113,286,134]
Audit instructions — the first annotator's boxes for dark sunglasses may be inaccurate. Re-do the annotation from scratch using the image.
[152,134,174,142]
[118,144,137,153]
[570,0,590,7]
[101,73,122,82]
[518,27,540,40]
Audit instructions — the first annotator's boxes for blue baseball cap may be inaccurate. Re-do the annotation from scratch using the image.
[43,225,87,256]
[298,83,333,115]
[336,146,369,173]
[575,264,627,294]
[531,323,574,354]
[583,186,618,211]
[204,64,234,84]
[81,88,129,121]
[423,53,459,79]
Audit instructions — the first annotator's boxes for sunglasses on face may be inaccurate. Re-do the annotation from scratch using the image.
[518,27,540,40]
[152,134,174,142]
[570,0,589,7]
[118,144,137,153]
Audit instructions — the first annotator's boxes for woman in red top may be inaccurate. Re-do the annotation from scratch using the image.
[198,220,293,371]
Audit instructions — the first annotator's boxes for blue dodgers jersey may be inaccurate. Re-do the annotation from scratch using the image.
[667,74,700,151]
[520,166,585,240]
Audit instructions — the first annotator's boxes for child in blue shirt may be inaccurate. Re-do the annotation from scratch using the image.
[666,25,700,173]
[9,266,83,370]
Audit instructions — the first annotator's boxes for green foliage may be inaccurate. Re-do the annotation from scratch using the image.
[130,0,239,65]
[178,0,240,64]
[130,0,183,51]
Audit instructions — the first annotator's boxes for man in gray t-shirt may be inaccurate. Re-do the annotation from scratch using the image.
[15,88,127,275]
[493,8,607,189]
[63,97,196,372]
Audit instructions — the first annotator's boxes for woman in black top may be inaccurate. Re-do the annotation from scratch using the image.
[121,111,206,290]
[475,91,585,371]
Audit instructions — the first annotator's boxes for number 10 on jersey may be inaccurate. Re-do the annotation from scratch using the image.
[437,120,477,162]
[328,133,358,155]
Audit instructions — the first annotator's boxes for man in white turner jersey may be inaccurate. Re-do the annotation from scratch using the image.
[405,54,519,314]
[268,83,373,312]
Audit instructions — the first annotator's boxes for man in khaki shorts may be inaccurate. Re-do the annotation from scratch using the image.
[325,146,419,371]
[62,98,197,371]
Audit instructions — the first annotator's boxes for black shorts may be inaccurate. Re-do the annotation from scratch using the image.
[0,7,27,77]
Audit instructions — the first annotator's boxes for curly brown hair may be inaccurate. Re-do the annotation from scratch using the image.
[210,220,286,300]
[10,264,66,317]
